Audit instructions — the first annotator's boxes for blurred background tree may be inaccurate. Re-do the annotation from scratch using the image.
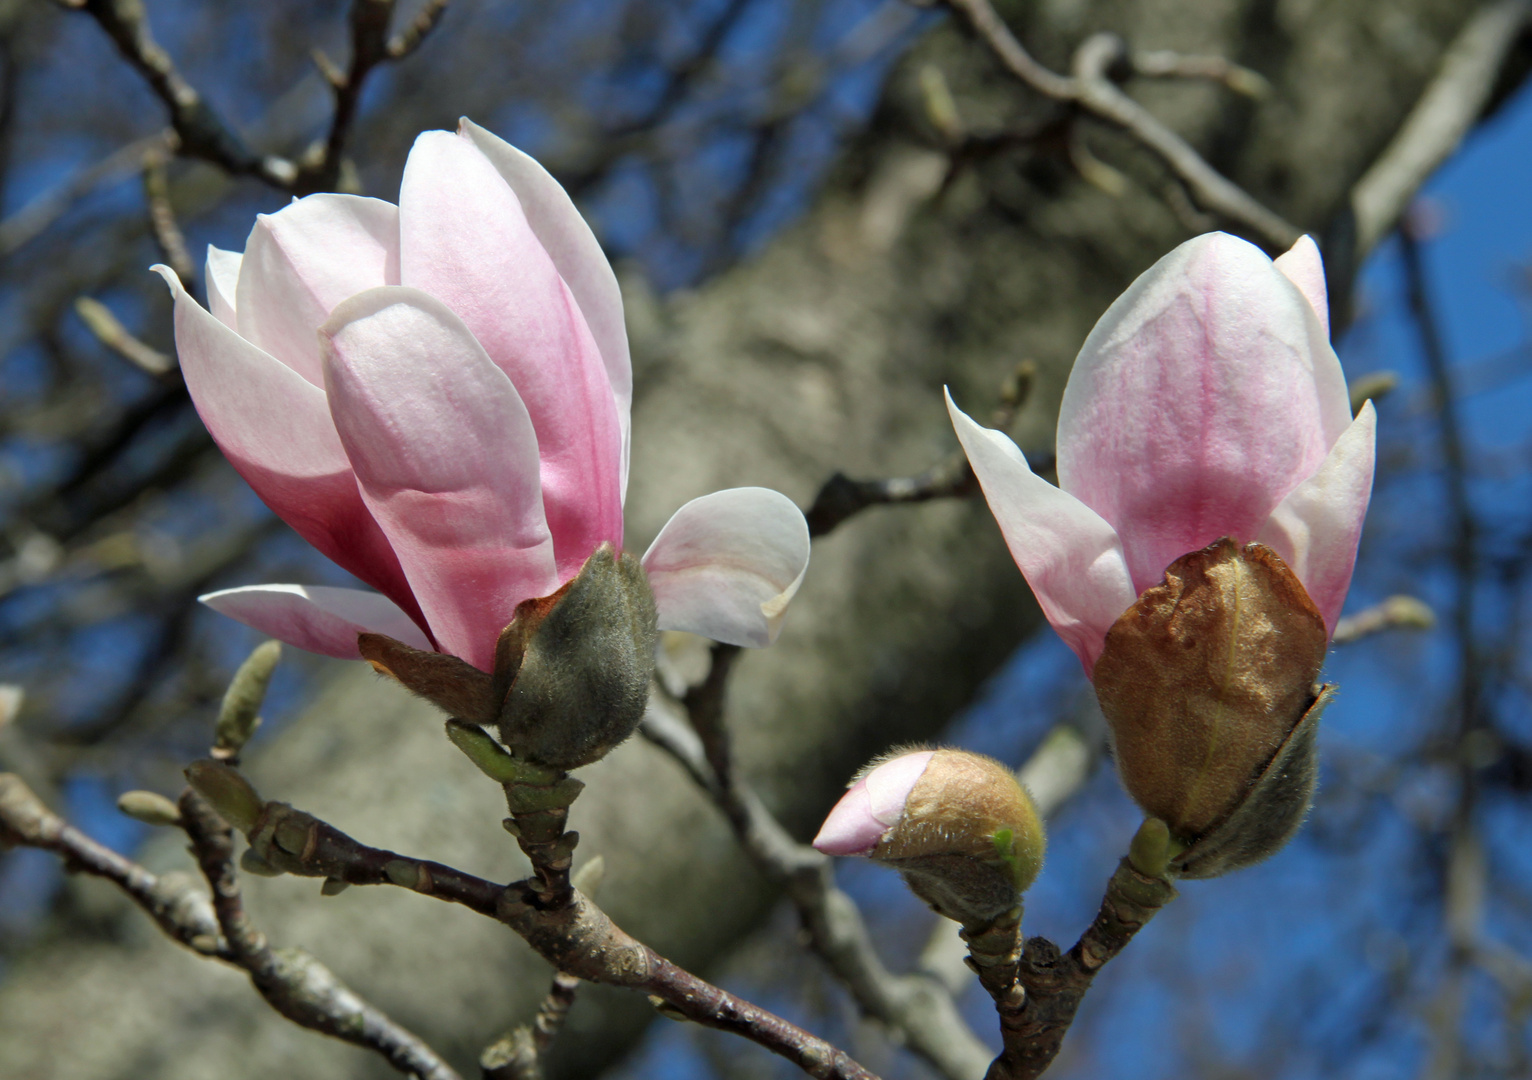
[0,0,1529,1078]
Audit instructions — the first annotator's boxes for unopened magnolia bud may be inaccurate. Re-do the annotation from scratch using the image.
[494,543,658,769]
[359,543,657,771]
[213,640,280,761]
[1092,538,1329,879]
[116,790,182,828]
[184,760,263,834]
[814,748,1045,925]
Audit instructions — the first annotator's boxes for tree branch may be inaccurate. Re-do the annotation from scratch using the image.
[942,0,1302,251]
[1350,0,1532,260]
[180,768,881,1080]
[177,789,463,1080]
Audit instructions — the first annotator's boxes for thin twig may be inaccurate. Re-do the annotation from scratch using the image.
[480,971,581,1080]
[76,0,298,188]
[1350,0,1532,260]
[1332,595,1436,644]
[142,148,193,288]
[643,682,994,1080]
[185,775,881,1080]
[72,296,175,376]
[0,772,225,956]
[984,859,1177,1080]
[805,362,1038,539]
[942,0,1301,250]
[0,132,171,255]
[177,790,464,1080]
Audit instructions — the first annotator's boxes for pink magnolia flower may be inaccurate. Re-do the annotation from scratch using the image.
[156,119,809,672]
[948,232,1375,676]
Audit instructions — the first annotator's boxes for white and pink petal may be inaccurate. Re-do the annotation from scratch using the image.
[1257,402,1376,635]
[459,118,633,496]
[641,487,810,649]
[200,584,432,660]
[948,390,1135,675]
[235,194,401,387]
[319,286,558,672]
[1056,232,1352,593]
[153,265,421,622]
[398,130,623,578]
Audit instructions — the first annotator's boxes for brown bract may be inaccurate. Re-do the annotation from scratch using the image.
[874,749,1045,925]
[1092,539,1328,866]
[357,543,658,770]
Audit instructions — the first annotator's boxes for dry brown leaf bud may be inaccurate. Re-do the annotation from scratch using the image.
[1092,538,1332,878]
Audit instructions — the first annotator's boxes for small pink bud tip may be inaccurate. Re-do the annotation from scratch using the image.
[813,750,934,856]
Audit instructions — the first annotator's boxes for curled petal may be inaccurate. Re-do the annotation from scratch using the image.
[1058,232,1352,593]
[459,118,633,496]
[152,266,422,625]
[1257,402,1376,634]
[320,286,557,671]
[200,584,432,660]
[813,751,935,856]
[236,194,401,386]
[948,390,1135,675]
[1273,234,1330,340]
[641,487,810,648]
[399,130,623,578]
[205,245,241,329]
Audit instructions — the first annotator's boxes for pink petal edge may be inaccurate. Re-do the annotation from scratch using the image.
[319,286,557,671]
[1273,234,1330,340]
[947,389,1135,675]
[1256,402,1377,634]
[200,584,432,660]
[458,117,633,498]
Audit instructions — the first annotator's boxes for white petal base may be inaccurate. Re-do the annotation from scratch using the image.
[201,584,432,659]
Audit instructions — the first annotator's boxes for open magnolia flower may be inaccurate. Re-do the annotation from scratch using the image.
[949,232,1376,876]
[156,119,810,678]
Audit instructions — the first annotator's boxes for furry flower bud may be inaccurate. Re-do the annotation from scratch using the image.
[1093,538,1332,878]
[360,543,657,770]
[814,748,1045,925]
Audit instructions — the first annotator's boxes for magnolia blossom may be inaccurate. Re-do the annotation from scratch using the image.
[948,232,1375,675]
[157,119,809,672]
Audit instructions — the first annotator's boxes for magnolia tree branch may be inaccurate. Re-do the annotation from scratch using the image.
[177,764,880,1080]
[0,772,226,955]
[942,0,1302,251]
[71,0,449,195]
[642,690,995,1080]
[806,362,1038,538]
[986,858,1177,1080]
[1349,0,1532,260]
[76,0,299,187]
[310,0,450,193]
[0,773,463,1080]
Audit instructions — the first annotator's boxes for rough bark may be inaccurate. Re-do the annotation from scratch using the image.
[0,1,1504,1077]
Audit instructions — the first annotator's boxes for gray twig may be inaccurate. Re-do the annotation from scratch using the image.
[805,361,1038,539]
[1350,0,1532,259]
[942,0,1301,250]
[643,672,994,1080]
[178,765,879,1080]
[177,790,464,1080]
